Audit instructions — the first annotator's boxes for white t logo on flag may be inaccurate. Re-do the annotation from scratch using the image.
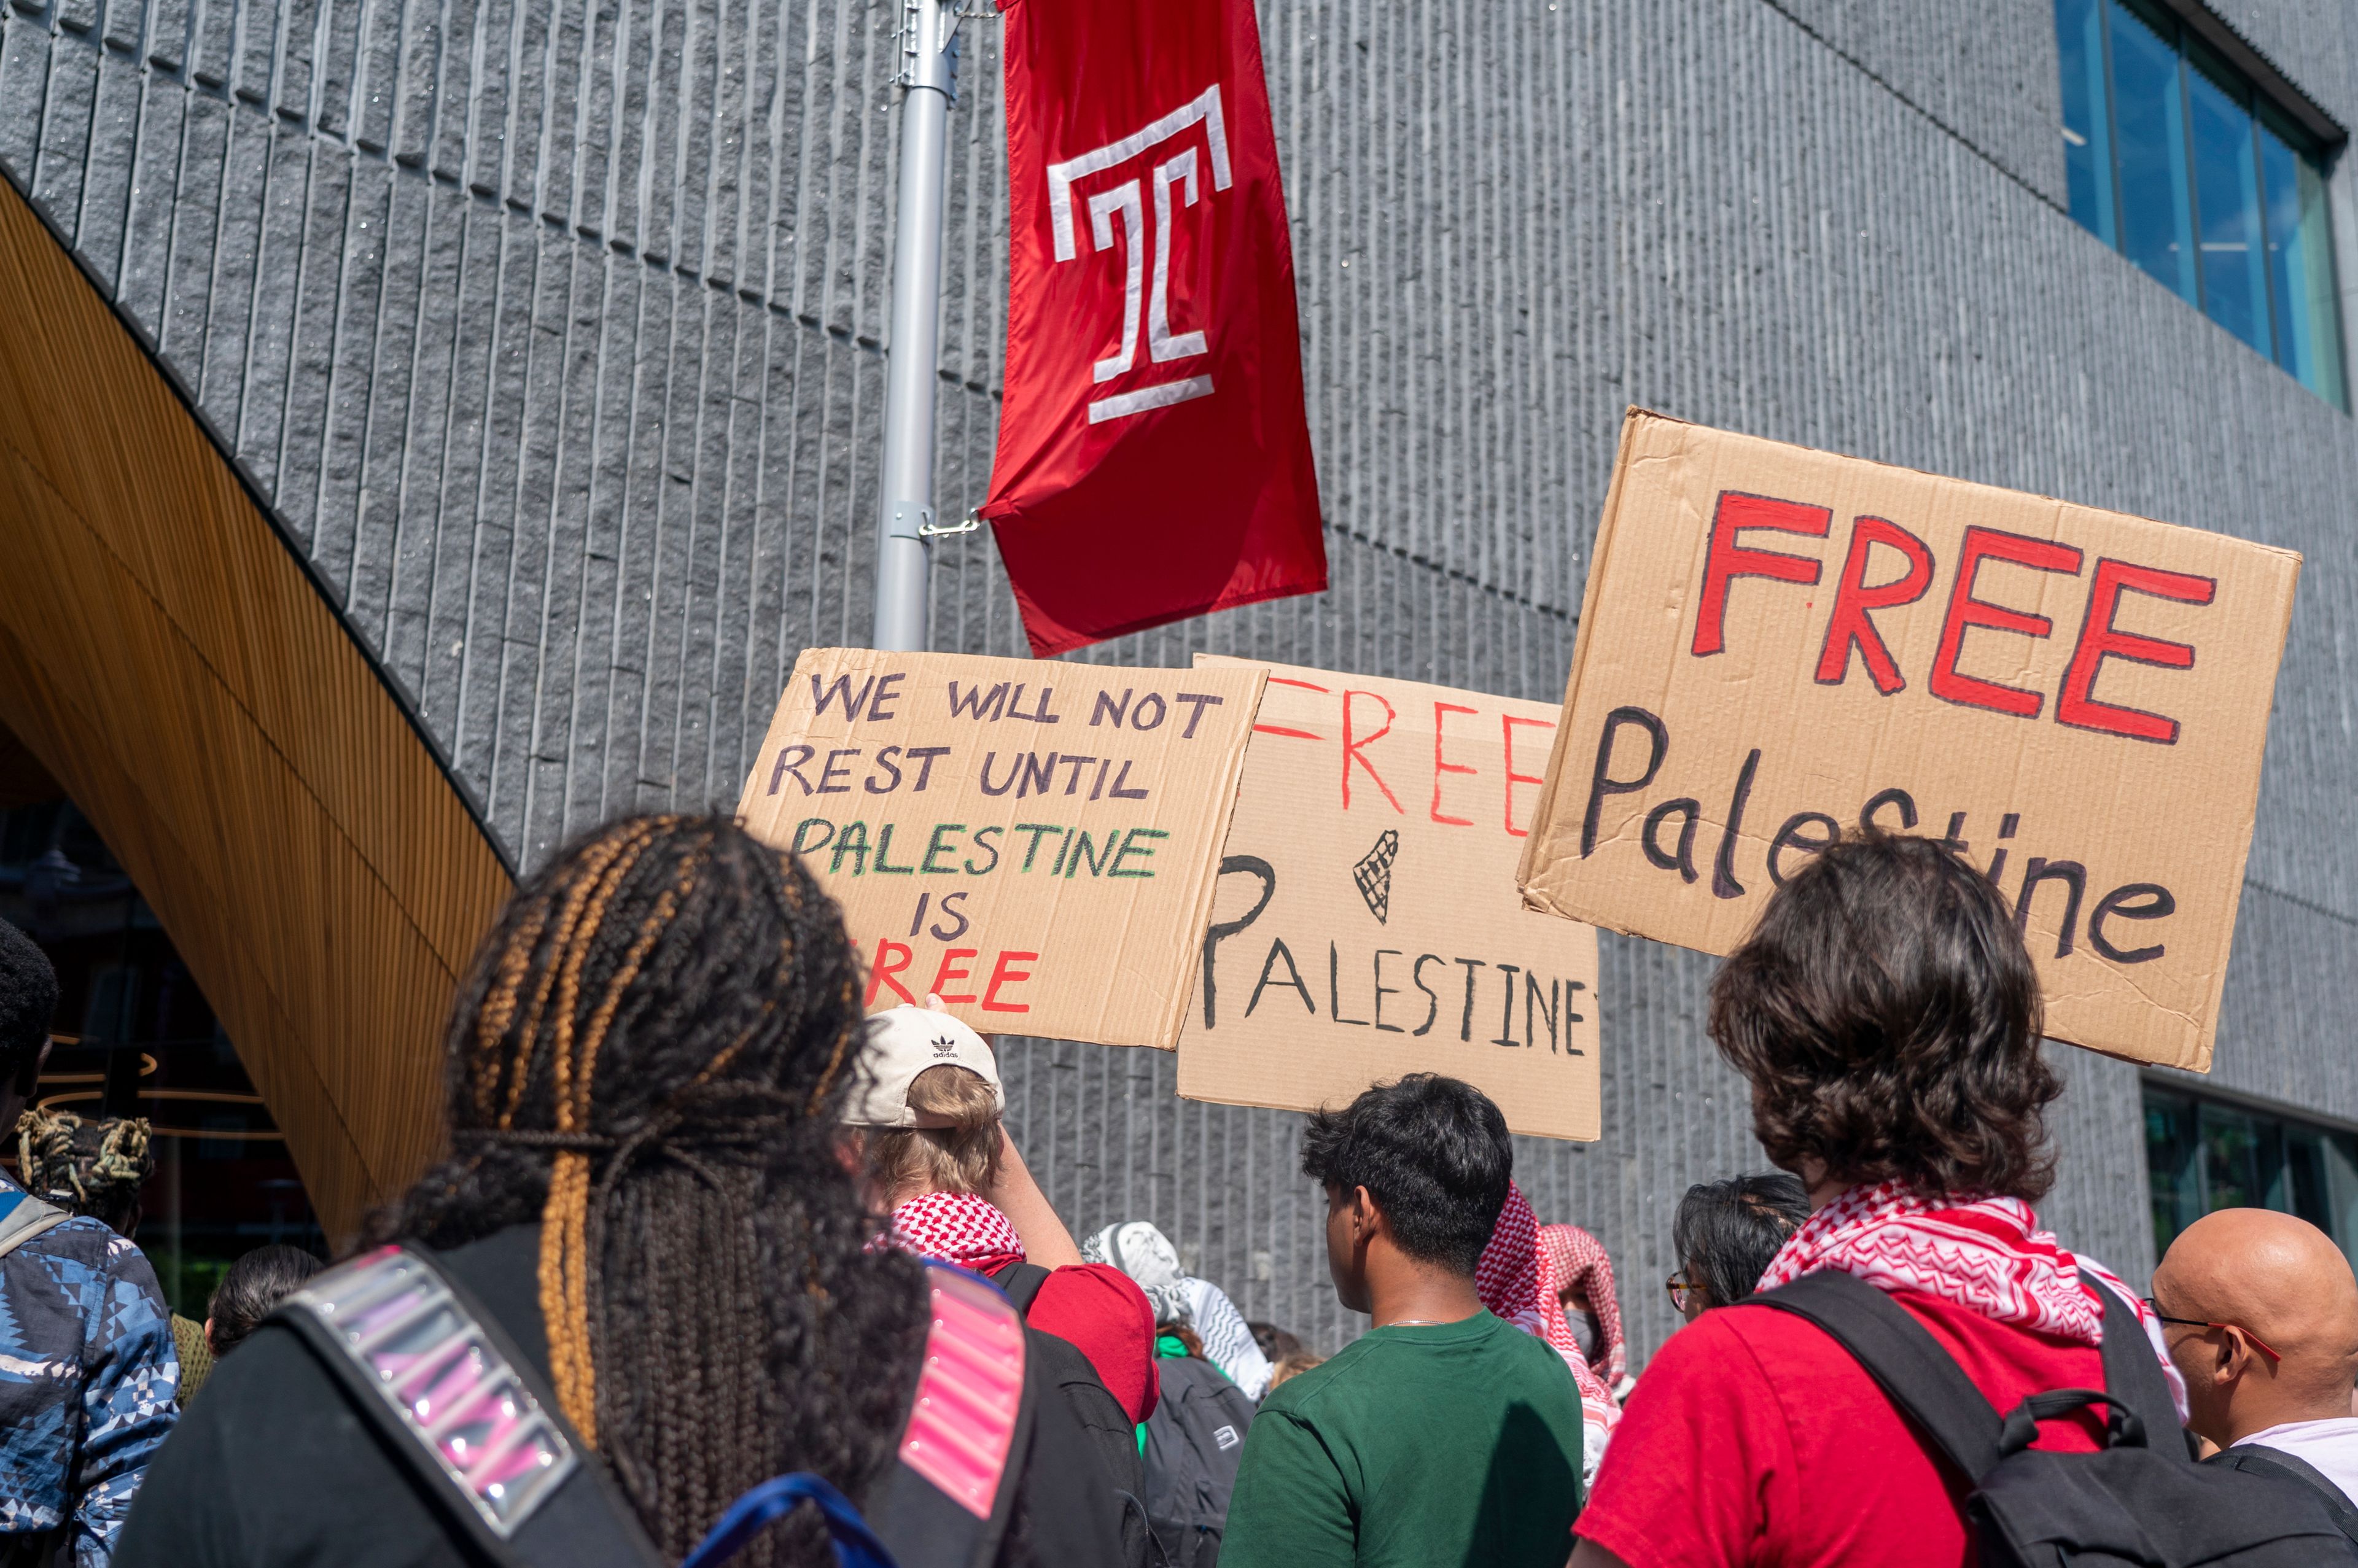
[1046,85,1232,425]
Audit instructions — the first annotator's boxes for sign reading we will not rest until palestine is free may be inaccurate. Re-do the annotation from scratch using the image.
[738,649,1264,1050]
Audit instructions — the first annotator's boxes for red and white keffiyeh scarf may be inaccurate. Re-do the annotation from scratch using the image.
[1476,1184,1622,1436]
[1757,1181,2186,1414]
[882,1191,1027,1276]
[1539,1223,1627,1389]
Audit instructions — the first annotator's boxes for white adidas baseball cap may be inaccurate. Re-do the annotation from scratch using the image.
[844,998,1005,1128]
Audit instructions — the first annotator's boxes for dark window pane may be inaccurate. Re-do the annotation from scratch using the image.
[2325,1133,2358,1270]
[2145,1089,2203,1255]
[2202,1102,2263,1209]
[2056,0,2117,243]
[2186,55,2268,354]
[2147,1087,2358,1278]
[2259,118,2349,409]
[2107,0,2197,302]
[2284,1128,2333,1232]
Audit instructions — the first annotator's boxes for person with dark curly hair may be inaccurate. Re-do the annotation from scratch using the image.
[1572,831,2182,1568]
[115,815,1119,1568]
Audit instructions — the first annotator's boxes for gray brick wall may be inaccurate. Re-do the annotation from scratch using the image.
[3,0,2353,1360]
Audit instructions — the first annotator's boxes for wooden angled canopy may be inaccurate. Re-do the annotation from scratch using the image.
[0,176,512,1241]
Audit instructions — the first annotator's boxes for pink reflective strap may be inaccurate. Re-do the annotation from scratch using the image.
[282,1244,577,1539]
[898,1268,1027,1518]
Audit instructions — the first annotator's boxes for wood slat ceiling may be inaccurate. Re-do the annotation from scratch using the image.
[0,176,512,1243]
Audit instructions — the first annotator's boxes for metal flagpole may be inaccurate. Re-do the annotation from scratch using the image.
[871,0,968,652]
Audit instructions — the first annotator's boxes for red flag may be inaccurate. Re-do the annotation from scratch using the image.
[981,0,1325,658]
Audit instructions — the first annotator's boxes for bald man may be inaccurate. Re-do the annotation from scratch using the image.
[2154,1207,2358,1530]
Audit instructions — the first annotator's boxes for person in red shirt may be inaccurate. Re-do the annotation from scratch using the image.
[849,998,1158,1424]
[1572,831,2182,1568]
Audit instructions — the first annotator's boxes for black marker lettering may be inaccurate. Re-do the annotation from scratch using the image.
[1175,693,1224,739]
[920,823,965,874]
[1411,955,1445,1038]
[768,743,816,796]
[1492,964,1523,1046]
[1372,950,1404,1033]
[1199,856,1276,1030]
[929,891,971,942]
[871,823,915,875]
[1860,787,1918,833]
[2015,858,2087,958]
[1581,706,1669,858]
[1768,812,1840,887]
[1643,798,1701,883]
[1012,823,1062,871]
[1455,958,1487,1042]
[1711,748,1761,899]
[962,825,1003,876]
[1247,939,1315,1018]
[905,746,951,791]
[2090,883,2174,963]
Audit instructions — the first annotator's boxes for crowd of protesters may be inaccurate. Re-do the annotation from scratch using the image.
[0,819,2354,1563]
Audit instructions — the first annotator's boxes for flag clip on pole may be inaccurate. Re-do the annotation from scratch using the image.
[873,0,963,653]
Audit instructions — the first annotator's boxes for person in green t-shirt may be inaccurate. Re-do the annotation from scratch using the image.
[1223,1073,1584,1568]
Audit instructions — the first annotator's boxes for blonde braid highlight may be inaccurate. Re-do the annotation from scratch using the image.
[538,821,667,1443]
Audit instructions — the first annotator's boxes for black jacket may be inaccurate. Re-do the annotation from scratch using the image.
[114,1225,1121,1568]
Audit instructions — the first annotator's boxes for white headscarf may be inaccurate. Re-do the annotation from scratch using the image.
[1085,1219,1275,1399]
[1081,1220,1192,1327]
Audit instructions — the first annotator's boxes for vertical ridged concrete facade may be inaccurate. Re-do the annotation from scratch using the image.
[1,0,2352,1358]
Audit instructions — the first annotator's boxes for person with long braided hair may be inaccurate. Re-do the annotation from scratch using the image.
[116,815,1121,1568]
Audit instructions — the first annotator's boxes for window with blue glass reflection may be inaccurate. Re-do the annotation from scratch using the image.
[2146,1085,2358,1273]
[2053,0,2348,409]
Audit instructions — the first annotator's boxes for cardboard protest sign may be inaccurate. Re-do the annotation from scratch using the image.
[737,650,1265,1049]
[1177,656,1602,1140]
[1517,410,2300,1071]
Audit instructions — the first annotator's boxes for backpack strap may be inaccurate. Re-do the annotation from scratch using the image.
[867,1262,1035,1568]
[268,1245,658,1568]
[990,1260,1050,1316]
[278,1251,1031,1568]
[681,1472,898,1568]
[1744,1270,2006,1482]
[0,1188,70,1260]
[2208,1445,2358,1545]
[2082,1270,2181,1443]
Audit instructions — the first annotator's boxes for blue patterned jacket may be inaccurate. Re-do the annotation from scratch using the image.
[0,1176,178,1566]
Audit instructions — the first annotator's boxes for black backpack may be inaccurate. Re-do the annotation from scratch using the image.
[990,1261,1159,1568]
[2204,1445,2358,1547]
[270,1243,1048,1568]
[1141,1353,1256,1568]
[1748,1269,2358,1567]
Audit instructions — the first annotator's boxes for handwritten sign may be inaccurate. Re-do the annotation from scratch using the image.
[1517,411,2300,1071]
[737,650,1265,1049]
[1177,658,1601,1140]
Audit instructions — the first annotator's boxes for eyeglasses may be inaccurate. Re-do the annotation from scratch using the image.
[2142,1298,2284,1364]
[1666,1274,1697,1313]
